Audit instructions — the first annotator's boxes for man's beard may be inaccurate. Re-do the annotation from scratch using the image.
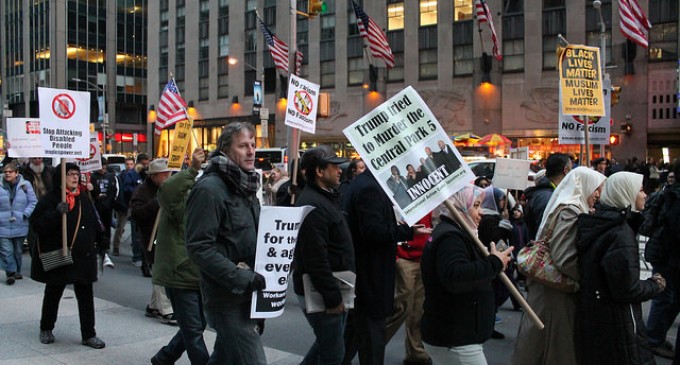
[30,162,45,174]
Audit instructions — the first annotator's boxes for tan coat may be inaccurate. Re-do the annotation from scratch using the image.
[511,205,581,365]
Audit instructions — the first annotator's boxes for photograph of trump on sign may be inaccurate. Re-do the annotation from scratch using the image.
[343,86,474,226]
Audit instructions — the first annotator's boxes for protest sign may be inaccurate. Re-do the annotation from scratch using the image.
[251,205,314,319]
[6,118,44,157]
[167,117,193,170]
[491,158,531,190]
[343,86,474,226]
[38,87,90,158]
[67,133,102,173]
[559,44,604,117]
[285,75,319,134]
[559,77,611,144]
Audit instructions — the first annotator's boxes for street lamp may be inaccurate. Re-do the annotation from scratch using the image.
[72,77,109,153]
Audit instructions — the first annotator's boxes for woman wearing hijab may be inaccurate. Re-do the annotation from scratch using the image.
[30,163,106,349]
[512,166,606,365]
[576,172,664,365]
[421,185,514,364]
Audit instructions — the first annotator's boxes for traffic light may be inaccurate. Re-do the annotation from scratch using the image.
[611,86,622,106]
[308,0,326,16]
[609,134,620,145]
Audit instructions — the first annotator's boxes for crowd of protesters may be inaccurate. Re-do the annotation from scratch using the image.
[3,131,680,365]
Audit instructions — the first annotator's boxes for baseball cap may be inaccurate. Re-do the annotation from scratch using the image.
[302,147,348,169]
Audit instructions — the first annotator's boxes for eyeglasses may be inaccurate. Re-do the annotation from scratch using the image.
[66,171,80,177]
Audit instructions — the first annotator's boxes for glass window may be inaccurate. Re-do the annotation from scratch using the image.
[648,0,679,61]
[454,0,473,21]
[388,3,405,30]
[420,0,437,26]
[348,57,363,86]
[321,60,335,88]
[542,2,565,69]
[453,21,473,75]
[321,15,335,40]
[219,35,230,57]
[199,77,209,100]
[419,49,438,79]
[503,10,524,71]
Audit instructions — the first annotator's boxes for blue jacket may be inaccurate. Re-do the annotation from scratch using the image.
[0,175,37,238]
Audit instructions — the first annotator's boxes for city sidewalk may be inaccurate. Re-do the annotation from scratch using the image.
[0,275,302,365]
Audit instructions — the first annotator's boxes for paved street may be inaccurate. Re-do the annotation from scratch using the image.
[0,222,676,364]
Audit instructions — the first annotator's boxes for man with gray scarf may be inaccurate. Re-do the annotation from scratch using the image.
[186,122,266,365]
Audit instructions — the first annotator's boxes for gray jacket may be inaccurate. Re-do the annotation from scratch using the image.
[186,172,261,309]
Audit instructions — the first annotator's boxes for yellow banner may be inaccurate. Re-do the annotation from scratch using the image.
[559,44,604,117]
[168,117,193,169]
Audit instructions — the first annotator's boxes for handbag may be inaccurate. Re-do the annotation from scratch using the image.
[38,203,82,272]
[516,212,579,293]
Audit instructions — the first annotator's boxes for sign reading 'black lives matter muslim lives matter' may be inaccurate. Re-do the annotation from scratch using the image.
[250,206,314,319]
[343,86,474,226]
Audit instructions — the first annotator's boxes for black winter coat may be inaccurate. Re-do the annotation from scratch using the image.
[292,182,355,309]
[421,216,503,347]
[30,188,102,285]
[130,178,160,263]
[523,176,555,240]
[343,169,413,319]
[576,206,659,365]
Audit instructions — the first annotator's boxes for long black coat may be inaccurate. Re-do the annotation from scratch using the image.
[343,169,413,319]
[30,188,102,285]
[576,206,658,365]
[421,216,502,347]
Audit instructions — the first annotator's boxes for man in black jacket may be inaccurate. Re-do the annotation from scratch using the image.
[293,147,355,364]
[90,158,117,257]
[343,168,430,365]
[523,153,571,239]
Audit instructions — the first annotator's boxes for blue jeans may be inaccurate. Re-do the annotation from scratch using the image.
[153,288,209,365]
[205,302,266,365]
[298,295,348,365]
[0,236,25,275]
[646,262,680,346]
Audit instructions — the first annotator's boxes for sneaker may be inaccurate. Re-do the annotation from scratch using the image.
[14,273,23,280]
[6,274,15,285]
[102,254,115,269]
[650,344,674,359]
[40,330,55,344]
[159,313,178,326]
[81,336,106,349]
[145,305,161,319]
[132,260,142,267]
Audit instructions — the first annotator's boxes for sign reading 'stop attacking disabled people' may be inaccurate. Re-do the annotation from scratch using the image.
[343,86,474,226]
[38,87,90,158]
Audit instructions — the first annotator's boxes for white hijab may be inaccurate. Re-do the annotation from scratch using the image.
[599,171,643,211]
[437,184,483,234]
[535,166,606,239]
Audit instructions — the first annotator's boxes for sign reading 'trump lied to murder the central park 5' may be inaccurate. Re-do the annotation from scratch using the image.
[343,86,474,226]
[559,44,604,117]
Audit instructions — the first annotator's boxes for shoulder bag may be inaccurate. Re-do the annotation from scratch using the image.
[38,203,82,272]
[516,212,579,292]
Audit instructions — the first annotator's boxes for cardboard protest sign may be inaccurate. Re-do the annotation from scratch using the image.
[559,77,611,144]
[343,86,474,226]
[250,206,315,319]
[167,117,193,170]
[6,118,44,157]
[559,44,604,117]
[491,158,531,190]
[66,133,102,173]
[38,87,90,158]
[285,75,319,134]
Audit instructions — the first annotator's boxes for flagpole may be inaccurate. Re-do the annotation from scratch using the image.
[288,0,302,205]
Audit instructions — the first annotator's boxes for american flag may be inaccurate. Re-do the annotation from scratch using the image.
[258,17,304,75]
[619,0,652,48]
[351,1,394,69]
[155,79,187,135]
[475,0,502,61]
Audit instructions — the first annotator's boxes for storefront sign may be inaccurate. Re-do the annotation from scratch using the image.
[559,44,604,117]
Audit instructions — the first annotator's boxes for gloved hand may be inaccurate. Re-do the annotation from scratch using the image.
[248,272,266,291]
[56,202,69,214]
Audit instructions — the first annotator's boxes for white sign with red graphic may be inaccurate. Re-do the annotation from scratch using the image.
[284,74,319,134]
[38,87,90,158]
[66,133,102,173]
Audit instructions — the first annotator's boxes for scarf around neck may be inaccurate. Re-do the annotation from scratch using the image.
[65,188,81,211]
[206,151,260,196]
